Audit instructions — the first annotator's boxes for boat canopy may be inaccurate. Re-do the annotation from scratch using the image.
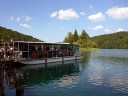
[10,41,80,45]
[0,41,81,60]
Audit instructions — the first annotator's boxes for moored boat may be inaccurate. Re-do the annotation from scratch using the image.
[1,41,83,65]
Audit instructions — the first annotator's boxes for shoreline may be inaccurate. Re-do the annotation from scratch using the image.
[80,48,99,51]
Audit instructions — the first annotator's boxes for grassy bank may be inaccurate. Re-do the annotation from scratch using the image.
[80,48,100,51]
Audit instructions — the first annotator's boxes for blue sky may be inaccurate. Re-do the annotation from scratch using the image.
[0,0,128,42]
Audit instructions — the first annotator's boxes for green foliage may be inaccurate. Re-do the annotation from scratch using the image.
[80,30,89,40]
[90,32,128,49]
[73,29,78,42]
[63,29,98,48]
[63,32,74,43]
[83,39,98,48]
[0,26,42,42]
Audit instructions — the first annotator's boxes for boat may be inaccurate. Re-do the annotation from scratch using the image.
[1,41,83,65]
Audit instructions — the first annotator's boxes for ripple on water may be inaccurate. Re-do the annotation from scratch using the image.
[57,74,79,88]
[108,74,128,93]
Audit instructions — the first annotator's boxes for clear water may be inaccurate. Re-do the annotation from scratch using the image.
[3,49,128,96]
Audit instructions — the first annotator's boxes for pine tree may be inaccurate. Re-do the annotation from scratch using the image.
[73,29,78,42]
[63,32,74,43]
[67,32,74,43]
[80,30,89,40]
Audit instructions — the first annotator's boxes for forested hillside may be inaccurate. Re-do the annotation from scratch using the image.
[90,32,128,49]
[0,26,42,42]
[1,26,128,49]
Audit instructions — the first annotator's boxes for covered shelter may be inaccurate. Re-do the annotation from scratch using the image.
[8,41,80,60]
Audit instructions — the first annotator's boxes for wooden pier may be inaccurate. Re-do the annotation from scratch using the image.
[0,59,15,69]
[0,59,5,96]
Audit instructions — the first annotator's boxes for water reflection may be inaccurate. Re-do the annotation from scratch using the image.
[83,51,91,64]
[88,71,103,86]
[3,49,128,96]
[4,67,22,89]
[57,74,79,88]
[0,65,5,96]
[109,74,128,93]
[87,49,128,94]
[4,61,85,90]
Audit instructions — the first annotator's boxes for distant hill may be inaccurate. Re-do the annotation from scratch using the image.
[0,26,42,42]
[90,32,128,49]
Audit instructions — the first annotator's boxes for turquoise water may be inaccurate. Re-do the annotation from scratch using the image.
[4,49,128,96]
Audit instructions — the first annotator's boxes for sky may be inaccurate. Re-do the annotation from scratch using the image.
[0,0,128,42]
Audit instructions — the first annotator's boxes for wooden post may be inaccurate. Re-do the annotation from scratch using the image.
[75,56,77,63]
[45,58,47,64]
[45,59,47,64]
[67,45,68,56]
[75,56,77,60]
[0,66,5,96]
[45,59,47,67]
[4,42,5,60]
[28,43,29,59]
[52,44,53,58]
[18,42,19,60]
[13,42,14,59]
[72,44,74,51]
[56,49,57,58]
[62,57,64,62]
[62,57,64,64]
[16,87,24,96]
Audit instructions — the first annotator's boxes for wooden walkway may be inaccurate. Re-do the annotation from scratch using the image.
[0,59,14,69]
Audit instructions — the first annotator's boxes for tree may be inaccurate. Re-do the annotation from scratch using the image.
[90,31,128,49]
[63,29,98,48]
[73,29,78,42]
[80,30,89,40]
[63,37,68,43]
[63,32,74,43]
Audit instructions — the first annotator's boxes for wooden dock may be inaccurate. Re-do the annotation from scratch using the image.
[0,59,15,69]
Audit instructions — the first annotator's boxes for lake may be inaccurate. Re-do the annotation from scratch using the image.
[3,49,128,96]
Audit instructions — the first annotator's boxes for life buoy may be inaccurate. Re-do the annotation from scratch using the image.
[70,51,73,56]
[32,53,37,59]
[44,52,47,54]
[80,51,82,55]
[34,53,37,59]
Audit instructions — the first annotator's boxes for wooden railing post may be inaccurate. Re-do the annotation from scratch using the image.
[75,56,77,60]
[45,59,47,67]
[0,65,5,96]
[62,57,64,64]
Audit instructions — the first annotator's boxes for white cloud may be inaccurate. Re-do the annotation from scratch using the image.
[89,5,93,9]
[50,11,57,18]
[117,28,125,32]
[16,17,20,22]
[88,12,105,22]
[106,7,128,19]
[9,16,14,21]
[88,25,104,30]
[20,24,32,29]
[80,12,86,16]
[57,9,79,20]
[22,15,32,21]
[104,29,112,32]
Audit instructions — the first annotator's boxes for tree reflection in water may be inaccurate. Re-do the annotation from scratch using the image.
[4,60,87,90]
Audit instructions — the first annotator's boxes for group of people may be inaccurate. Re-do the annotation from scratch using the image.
[0,47,13,60]
[30,49,75,59]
